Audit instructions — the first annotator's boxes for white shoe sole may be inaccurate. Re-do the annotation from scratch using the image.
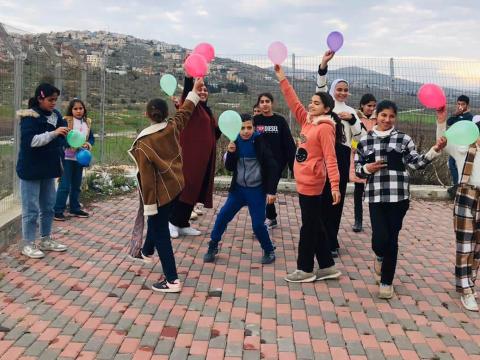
[151,286,182,293]
[39,247,67,252]
[21,250,45,259]
[284,275,316,283]
[178,229,201,236]
[127,254,153,264]
[461,298,479,312]
[316,271,342,281]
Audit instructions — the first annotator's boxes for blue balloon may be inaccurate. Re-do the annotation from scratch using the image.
[76,149,92,167]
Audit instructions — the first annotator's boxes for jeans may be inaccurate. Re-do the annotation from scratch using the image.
[448,156,459,185]
[54,160,84,213]
[297,193,335,272]
[20,178,56,245]
[142,201,178,283]
[369,200,410,285]
[211,186,274,252]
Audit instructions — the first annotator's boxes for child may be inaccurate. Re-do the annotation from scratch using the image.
[203,114,278,264]
[316,50,366,255]
[128,78,204,293]
[253,103,262,116]
[436,107,479,312]
[350,94,377,232]
[274,65,342,283]
[16,83,69,258]
[54,98,94,220]
[253,92,296,229]
[355,100,446,299]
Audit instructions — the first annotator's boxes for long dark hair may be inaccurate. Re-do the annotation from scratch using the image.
[359,93,376,109]
[28,83,60,108]
[256,92,274,104]
[315,91,346,144]
[66,98,88,118]
[146,98,169,123]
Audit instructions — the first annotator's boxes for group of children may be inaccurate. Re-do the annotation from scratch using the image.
[17,54,480,312]
[17,83,94,260]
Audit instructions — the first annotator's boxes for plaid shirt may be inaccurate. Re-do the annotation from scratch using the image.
[354,128,438,203]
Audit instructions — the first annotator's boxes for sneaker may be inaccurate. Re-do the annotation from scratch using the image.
[352,220,363,232]
[54,213,66,221]
[127,250,153,264]
[151,278,182,293]
[374,256,383,284]
[460,294,479,312]
[169,223,179,238]
[265,219,278,229]
[315,266,341,281]
[284,269,316,283]
[39,236,67,252]
[69,209,89,218]
[178,226,201,236]
[21,244,45,259]
[261,251,276,264]
[194,204,204,215]
[190,211,198,220]
[203,244,219,263]
[378,283,394,299]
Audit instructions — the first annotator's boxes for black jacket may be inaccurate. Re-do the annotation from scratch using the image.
[225,135,279,195]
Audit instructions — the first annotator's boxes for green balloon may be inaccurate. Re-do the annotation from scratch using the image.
[66,130,86,148]
[218,110,242,141]
[160,74,177,96]
[445,120,479,146]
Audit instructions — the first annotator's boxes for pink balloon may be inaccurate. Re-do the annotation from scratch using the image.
[327,31,344,52]
[184,53,208,78]
[268,41,288,65]
[193,43,215,63]
[417,83,446,109]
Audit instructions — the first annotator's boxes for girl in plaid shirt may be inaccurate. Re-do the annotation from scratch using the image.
[355,100,446,299]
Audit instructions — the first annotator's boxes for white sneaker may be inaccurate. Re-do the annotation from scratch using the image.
[178,226,201,236]
[461,294,479,312]
[152,278,182,293]
[39,236,67,252]
[169,223,179,238]
[21,244,45,259]
[190,211,198,220]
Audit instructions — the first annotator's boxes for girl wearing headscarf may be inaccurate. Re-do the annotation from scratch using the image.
[315,50,366,256]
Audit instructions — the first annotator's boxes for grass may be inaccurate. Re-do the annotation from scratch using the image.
[92,136,135,165]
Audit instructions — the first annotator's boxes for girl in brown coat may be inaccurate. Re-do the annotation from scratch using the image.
[128,78,203,293]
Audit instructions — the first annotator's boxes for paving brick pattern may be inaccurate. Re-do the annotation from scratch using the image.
[0,192,479,359]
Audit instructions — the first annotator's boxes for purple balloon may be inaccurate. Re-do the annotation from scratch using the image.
[327,31,344,52]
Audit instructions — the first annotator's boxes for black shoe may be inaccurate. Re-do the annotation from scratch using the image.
[331,249,339,258]
[54,213,66,221]
[70,209,89,218]
[352,220,363,232]
[261,251,276,264]
[266,219,278,229]
[203,244,218,263]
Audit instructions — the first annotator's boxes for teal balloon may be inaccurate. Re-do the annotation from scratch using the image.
[160,74,177,96]
[218,110,242,141]
[445,120,480,146]
[66,130,86,148]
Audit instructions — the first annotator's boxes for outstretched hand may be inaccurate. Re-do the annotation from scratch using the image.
[433,136,447,152]
[274,64,286,81]
[320,50,335,70]
[436,106,447,124]
[193,77,205,95]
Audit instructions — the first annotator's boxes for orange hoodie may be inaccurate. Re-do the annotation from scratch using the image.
[279,79,340,196]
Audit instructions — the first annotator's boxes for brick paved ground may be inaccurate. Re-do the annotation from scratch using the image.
[0,192,479,360]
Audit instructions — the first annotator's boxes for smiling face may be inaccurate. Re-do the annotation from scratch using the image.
[240,120,254,140]
[38,94,58,112]
[376,107,396,131]
[333,81,349,102]
[198,84,208,102]
[258,96,273,116]
[308,95,329,117]
[361,101,376,117]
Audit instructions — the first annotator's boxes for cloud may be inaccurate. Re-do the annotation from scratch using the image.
[323,18,348,32]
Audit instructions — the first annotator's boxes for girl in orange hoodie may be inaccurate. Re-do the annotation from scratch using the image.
[274,65,342,283]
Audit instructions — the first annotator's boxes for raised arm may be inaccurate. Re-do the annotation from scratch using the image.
[275,65,308,126]
[316,50,334,93]
[173,78,203,131]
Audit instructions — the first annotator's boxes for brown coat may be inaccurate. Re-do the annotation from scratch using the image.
[128,92,199,215]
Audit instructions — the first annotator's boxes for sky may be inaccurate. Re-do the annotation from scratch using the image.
[1,0,480,59]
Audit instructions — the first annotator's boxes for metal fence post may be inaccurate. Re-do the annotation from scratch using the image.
[12,53,24,200]
[389,57,395,101]
[54,62,63,107]
[80,66,87,102]
[99,49,107,163]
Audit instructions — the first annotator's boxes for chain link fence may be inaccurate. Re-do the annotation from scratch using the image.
[1,23,479,214]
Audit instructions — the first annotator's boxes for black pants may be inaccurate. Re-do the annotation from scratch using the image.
[143,201,178,282]
[319,144,350,251]
[297,194,335,273]
[266,168,284,221]
[354,182,365,221]
[369,200,410,285]
[170,199,194,228]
